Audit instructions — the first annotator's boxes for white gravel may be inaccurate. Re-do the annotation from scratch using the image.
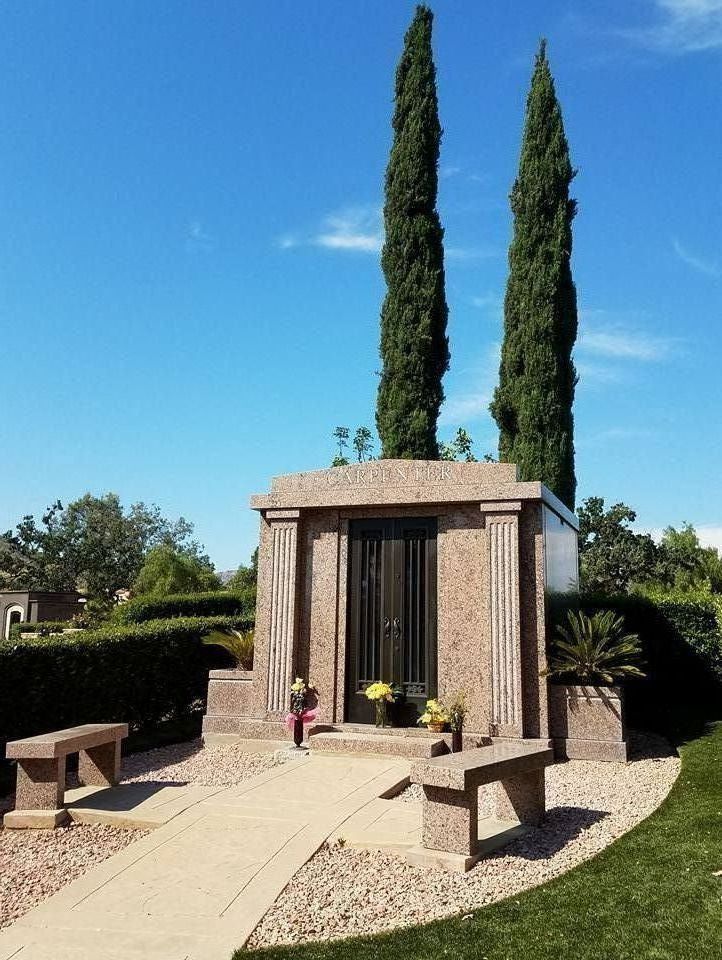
[1,738,284,930]
[247,732,680,949]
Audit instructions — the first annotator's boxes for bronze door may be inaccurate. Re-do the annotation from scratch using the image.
[345,517,437,725]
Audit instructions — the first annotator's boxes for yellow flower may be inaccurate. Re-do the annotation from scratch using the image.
[290,677,306,693]
[364,681,394,702]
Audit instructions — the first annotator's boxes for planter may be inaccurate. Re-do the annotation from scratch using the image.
[427,722,445,734]
[451,729,463,753]
[549,683,628,762]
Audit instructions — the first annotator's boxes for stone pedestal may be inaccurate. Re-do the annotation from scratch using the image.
[79,741,121,786]
[5,757,69,829]
[549,684,628,761]
[421,784,478,856]
[493,769,545,825]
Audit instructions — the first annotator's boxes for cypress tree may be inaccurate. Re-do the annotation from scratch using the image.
[376,5,449,460]
[490,40,578,509]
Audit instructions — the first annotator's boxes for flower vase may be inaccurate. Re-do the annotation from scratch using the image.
[375,700,387,728]
[451,729,463,753]
[293,715,304,748]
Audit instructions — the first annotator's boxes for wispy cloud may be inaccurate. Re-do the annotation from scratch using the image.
[470,292,503,322]
[276,206,382,254]
[185,220,214,252]
[578,310,676,361]
[624,0,722,53]
[446,244,500,262]
[439,342,500,427]
[440,164,462,180]
[672,237,720,276]
[314,207,382,252]
[697,525,722,552]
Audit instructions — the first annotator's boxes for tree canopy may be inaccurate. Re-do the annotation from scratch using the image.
[1,493,210,599]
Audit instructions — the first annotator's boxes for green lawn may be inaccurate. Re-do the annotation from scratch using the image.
[238,723,722,960]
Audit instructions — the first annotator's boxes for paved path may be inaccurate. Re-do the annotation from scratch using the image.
[0,754,409,960]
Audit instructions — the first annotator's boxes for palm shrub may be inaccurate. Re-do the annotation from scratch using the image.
[546,609,645,684]
[202,628,254,670]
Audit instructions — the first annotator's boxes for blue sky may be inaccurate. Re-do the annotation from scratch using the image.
[1,0,720,569]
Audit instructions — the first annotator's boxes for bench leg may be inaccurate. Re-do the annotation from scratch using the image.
[79,740,121,786]
[421,785,478,856]
[4,757,70,828]
[494,768,545,825]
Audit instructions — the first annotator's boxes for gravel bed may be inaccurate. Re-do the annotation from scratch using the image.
[1,738,284,930]
[248,732,680,949]
[0,822,142,929]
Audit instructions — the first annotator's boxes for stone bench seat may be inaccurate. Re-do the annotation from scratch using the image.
[4,723,128,829]
[407,740,554,872]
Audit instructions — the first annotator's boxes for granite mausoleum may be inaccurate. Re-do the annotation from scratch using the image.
[203,460,579,744]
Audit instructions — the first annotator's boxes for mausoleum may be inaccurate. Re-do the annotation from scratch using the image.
[203,460,578,743]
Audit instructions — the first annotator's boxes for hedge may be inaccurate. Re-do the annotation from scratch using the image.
[549,592,722,734]
[0,614,251,747]
[112,589,255,625]
[9,620,74,638]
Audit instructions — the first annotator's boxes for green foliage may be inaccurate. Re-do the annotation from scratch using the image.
[1,493,208,599]
[490,40,577,510]
[224,548,258,615]
[438,428,478,462]
[546,609,644,684]
[202,628,254,670]
[0,614,250,746]
[376,5,449,460]
[331,427,376,466]
[579,498,722,596]
[133,545,220,597]
[578,496,658,593]
[112,589,252,624]
[548,592,722,732]
[8,620,71,639]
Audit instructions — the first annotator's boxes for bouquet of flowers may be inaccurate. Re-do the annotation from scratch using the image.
[418,698,450,732]
[364,681,395,727]
[285,677,319,746]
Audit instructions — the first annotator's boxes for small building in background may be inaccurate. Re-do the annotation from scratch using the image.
[0,591,85,639]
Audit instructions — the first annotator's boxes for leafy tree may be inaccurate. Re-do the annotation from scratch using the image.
[1,493,208,599]
[133,545,220,597]
[655,525,722,594]
[490,40,578,509]
[439,428,478,462]
[578,496,658,594]
[376,4,449,460]
[226,548,258,594]
[330,426,376,465]
[332,427,350,467]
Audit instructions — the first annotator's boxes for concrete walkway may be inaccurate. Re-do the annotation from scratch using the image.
[0,753,409,960]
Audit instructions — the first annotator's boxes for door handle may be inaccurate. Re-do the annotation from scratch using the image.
[384,617,391,641]
[393,617,401,645]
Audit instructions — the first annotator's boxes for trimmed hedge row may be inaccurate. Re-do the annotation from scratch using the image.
[112,589,255,625]
[9,620,74,638]
[0,615,250,747]
[550,592,722,733]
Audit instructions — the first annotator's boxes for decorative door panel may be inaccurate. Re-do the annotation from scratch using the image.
[346,517,437,725]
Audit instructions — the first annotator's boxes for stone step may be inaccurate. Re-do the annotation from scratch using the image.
[308,731,448,759]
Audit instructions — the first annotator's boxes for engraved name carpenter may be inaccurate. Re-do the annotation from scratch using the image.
[325,463,455,486]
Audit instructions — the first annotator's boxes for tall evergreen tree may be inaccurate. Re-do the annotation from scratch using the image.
[490,40,578,508]
[376,4,449,460]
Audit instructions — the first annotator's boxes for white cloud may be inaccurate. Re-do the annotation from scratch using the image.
[697,525,722,551]
[275,233,300,250]
[672,238,720,276]
[440,165,462,179]
[470,292,503,322]
[438,392,490,426]
[314,207,383,253]
[577,311,676,361]
[624,0,722,53]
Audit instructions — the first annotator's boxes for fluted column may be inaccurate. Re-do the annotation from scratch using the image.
[265,517,299,714]
[486,510,522,737]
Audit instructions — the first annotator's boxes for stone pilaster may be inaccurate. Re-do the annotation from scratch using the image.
[265,513,300,714]
[484,509,523,737]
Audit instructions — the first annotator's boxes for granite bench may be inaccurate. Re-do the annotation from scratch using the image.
[406,740,555,872]
[4,722,128,829]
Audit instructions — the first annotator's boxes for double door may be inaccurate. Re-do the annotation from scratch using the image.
[345,517,437,725]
